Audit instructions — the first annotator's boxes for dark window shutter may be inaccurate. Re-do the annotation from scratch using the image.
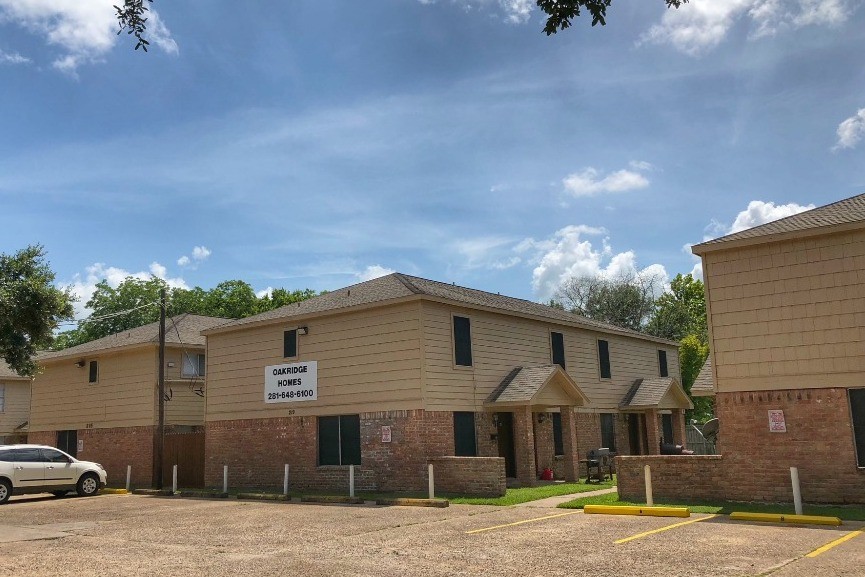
[339,415,361,466]
[658,350,668,377]
[598,340,611,379]
[284,330,298,358]
[318,416,340,465]
[88,361,98,383]
[552,412,564,456]
[453,316,473,367]
[849,389,865,467]
[551,332,566,369]
[600,414,616,452]
[453,412,477,456]
[198,354,206,376]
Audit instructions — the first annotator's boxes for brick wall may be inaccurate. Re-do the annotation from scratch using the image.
[79,426,155,487]
[534,414,555,475]
[205,410,458,493]
[429,456,506,497]
[617,455,726,502]
[28,427,154,487]
[716,388,865,504]
[616,388,865,504]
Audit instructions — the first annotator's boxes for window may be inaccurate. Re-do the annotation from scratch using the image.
[453,412,477,456]
[88,360,98,383]
[12,448,47,463]
[600,413,616,452]
[0,384,4,412]
[658,350,669,378]
[284,329,298,358]
[41,448,70,463]
[453,316,473,367]
[552,412,564,456]
[182,353,206,377]
[551,332,566,369]
[849,389,865,467]
[0,449,13,462]
[597,340,611,379]
[318,415,361,466]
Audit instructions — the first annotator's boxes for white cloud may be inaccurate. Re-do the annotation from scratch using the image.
[356,265,395,282]
[0,0,176,72]
[64,261,188,319]
[834,108,865,151]
[177,246,211,268]
[562,163,651,198]
[641,0,851,55]
[516,225,669,301]
[418,0,533,24]
[727,200,815,233]
[453,236,521,270]
[0,49,30,64]
[256,287,274,299]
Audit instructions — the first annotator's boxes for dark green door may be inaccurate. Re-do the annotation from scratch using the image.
[496,412,516,478]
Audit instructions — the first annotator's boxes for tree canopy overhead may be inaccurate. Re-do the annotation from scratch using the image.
[115,0,691,49]
[553,271,663,332]
[0,246,74,376]
[53,276,317,350]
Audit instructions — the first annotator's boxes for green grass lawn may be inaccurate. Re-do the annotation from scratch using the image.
[448,477,617,506]
[557,492,865,521]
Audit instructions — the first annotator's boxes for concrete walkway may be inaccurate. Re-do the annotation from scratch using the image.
[516,486,617,508]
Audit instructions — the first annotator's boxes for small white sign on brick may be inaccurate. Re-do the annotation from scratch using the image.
[768,409,786,433]
[381,426,392,443]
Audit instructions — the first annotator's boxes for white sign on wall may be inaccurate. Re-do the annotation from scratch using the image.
[264,361,318,403]
[77,439,84,452]
[768,409,786,433]
[381,426,392,443]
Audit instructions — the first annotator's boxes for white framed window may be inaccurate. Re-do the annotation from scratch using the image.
[182,353,206,377]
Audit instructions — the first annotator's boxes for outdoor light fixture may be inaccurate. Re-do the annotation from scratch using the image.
[298,326,309,336]
[75,360,86,368]
[537,413,548,424]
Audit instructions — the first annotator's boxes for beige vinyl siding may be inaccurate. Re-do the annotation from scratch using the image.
[206,302,424,421]
[164,382,205,425]
[31,348,157,430]
[0,380,31,436]
[421,301,681,411]
[704,229,865,392]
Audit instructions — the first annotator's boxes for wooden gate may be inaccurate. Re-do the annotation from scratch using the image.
[161,431,205,488]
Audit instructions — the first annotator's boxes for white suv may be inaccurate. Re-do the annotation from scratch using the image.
[0,444,107,504]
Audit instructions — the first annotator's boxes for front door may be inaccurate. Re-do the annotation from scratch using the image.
[496,412,516,478]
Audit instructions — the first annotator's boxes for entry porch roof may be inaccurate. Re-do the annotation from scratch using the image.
[619,377,693,410]
[485,365,590,410]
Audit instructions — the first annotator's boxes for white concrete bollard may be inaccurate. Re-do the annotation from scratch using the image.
[223,465,229,494]
[349,464,355,497]
[644,464,654,507]
[172,465,178,493]
[126,465,132,491]
[283,464,290,496]
[791,467,803,515]
[428,463,435,500]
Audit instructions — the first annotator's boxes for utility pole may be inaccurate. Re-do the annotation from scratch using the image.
[155,288,166,489]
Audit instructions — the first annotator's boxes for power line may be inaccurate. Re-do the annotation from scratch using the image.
[55,300,160,327]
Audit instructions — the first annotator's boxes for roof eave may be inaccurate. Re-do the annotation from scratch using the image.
[692,220,865,256]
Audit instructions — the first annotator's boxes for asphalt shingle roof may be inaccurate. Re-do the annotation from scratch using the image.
[38,314,230,361]
[0,362,29,380]
[691,357,714,396]
[620,377,676,409]
[486,366,559,404]
[207,273,677,346]
[693,193,865,253]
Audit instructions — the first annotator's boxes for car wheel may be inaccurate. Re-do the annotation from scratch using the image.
[76,473,100,497]
[52,490,69,498]
[0,479,11,505]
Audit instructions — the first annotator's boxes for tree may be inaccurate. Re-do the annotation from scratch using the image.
[645,273,706,342]
[537,0,689,35]
[553,271,662,331]
[52,276,319,350]
[116,1,690,49]
[0,246,74,376]
[679,334,713,422]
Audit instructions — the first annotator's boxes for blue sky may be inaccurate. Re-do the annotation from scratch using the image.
[1,1,863,318]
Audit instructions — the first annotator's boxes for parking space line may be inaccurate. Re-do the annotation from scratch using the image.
[465,511,581,534]
[614,514,717,544]
[806,529,864,558]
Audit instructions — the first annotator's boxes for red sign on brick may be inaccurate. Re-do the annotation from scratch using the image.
[768,409,786,433]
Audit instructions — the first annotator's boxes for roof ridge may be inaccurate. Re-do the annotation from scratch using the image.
[392,273,423,295]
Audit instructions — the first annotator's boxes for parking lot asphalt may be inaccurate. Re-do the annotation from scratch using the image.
[1,494,863,577]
